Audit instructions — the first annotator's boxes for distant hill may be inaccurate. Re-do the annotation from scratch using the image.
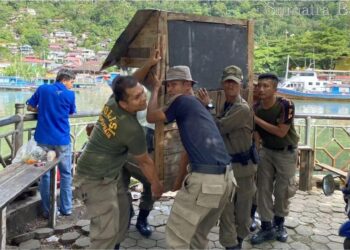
[0,0,349,74]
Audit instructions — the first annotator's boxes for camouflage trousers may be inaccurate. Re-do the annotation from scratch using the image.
[74,174,129,249]
[166,167,236,249]
[219,170,257,246]
[257,147,298,221]
[122,161,154,211]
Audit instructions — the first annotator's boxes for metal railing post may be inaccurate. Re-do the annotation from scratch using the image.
[14,103,25,155]
[305,116,311,147]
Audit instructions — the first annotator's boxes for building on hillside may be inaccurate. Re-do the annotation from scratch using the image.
[49,44,64,51]
[19,45,34,55]
[48,51,66,64]
[53,31,72,38]
[96,51,109,59]
[71,60,103,75]
[64,56,82,68]
[22,56,52,68]
[6,43,18,54]
[80,48,95,60]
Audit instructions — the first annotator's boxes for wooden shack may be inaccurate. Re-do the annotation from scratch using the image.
[101,9,254,191]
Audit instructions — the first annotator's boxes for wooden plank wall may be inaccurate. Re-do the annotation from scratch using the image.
[163,123,183,191]
[120,13,159,68]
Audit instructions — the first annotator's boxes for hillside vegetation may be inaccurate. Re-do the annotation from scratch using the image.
[0,0,349,74]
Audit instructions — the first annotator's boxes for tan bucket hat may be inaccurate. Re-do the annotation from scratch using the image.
[163,65,197,84]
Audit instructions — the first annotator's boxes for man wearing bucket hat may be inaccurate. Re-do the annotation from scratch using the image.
[161,65,196,97]
[147,65,236,249]
[198,65,258,249]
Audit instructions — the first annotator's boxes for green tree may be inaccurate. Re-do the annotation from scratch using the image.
[3,61,46,80]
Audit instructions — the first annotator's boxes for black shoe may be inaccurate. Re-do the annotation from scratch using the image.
[226,244,241,250]
[226,237,243,250]
[136,220,152,237]
[136,209,152,237]
[251,227,276,245]
[250,218,257,232]
[275,224,288,242]
[114,243,120,250]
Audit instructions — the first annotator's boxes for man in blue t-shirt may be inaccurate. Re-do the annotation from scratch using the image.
[26,69,76,218]
[147,66,236,249]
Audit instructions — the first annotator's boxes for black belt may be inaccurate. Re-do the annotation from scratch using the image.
[264,145,297,151]
[190,163,230,175]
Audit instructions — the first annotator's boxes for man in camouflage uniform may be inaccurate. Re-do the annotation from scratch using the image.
[198,65,257,250]
[251,73,299,245]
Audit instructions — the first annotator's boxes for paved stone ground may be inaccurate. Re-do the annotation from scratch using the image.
[7,188,347,249]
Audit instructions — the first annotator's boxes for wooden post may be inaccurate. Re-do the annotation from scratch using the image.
[48,165,57,228]
[14,103,25,155]
[154,11,168,180]
[0,207,6,249]
[247,20,255,106]
[299,146,314,191]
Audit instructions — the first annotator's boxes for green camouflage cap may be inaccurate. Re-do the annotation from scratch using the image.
[221,65,243,84]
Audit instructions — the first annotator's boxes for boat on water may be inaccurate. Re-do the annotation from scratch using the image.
[277,55,350,102]
[0,76,34,91]
[277,69,350,101]
[29,74,107,90]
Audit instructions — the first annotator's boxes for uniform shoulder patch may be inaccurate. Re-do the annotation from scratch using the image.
[98,104,118,139]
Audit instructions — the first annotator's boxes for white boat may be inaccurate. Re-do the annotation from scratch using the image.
[277,57,350,101]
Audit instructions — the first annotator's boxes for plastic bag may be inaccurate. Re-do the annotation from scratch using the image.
[13,139,47,164]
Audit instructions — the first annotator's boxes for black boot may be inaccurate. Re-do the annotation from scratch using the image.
[274,216,288,242]
[136,209,152,237]
[226,237,243,250]
[250,204,258,232]
[251,221,276,245]
[114,243,120,250]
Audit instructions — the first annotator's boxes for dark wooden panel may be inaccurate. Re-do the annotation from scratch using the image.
[167,13,247,26]
[168,20,249,90]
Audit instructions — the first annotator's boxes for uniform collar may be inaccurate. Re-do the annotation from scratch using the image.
[222,95,242,114]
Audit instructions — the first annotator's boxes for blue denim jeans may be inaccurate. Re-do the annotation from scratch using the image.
[39,144,72,216]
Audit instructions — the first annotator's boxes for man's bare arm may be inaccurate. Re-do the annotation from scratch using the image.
[27,105,38,112]
[254,115,290,138]
[146,72,167,123]
[134,152,164,199]
[253,131,261,150]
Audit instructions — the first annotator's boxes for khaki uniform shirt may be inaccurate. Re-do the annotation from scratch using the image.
[215,95,256,177]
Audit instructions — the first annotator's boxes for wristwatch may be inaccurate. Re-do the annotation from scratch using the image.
[206,102,215,110]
